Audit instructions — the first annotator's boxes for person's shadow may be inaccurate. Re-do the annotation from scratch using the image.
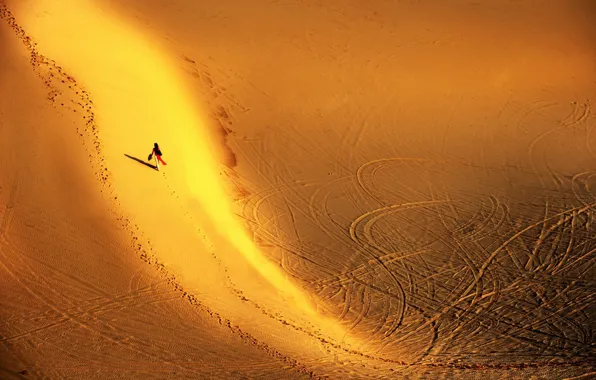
[124,154,157,171]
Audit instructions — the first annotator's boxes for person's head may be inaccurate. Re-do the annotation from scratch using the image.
[154,143,159,148]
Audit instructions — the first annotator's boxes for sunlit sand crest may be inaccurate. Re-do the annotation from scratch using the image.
[20,0,349,342]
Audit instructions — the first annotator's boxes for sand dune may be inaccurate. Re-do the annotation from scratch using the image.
[1,0,596,378]
[0,9,316,380]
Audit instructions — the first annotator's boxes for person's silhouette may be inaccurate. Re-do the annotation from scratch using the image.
[150,142,167,171]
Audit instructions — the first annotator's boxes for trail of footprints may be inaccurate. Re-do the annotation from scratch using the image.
[0,5,110,187]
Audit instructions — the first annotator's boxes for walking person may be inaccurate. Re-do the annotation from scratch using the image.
[148,142,167,171]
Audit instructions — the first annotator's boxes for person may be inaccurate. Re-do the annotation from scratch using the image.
[150,142,167,171]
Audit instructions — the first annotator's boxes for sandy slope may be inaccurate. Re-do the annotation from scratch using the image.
[1,0,596,379]
[106,0,596,373]
[0,13,312,380]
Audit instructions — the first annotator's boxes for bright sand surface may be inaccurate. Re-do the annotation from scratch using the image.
[1,0,595,378]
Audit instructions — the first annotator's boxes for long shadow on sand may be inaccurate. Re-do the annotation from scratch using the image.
[124,154,157,171]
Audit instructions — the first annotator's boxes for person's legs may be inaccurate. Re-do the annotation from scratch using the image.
[154,154,160,170]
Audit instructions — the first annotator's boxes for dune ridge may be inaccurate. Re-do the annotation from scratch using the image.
[0,3,323,379]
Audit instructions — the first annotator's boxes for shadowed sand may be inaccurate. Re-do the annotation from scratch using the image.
[1,0,596,379]
[125,154,158,170]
